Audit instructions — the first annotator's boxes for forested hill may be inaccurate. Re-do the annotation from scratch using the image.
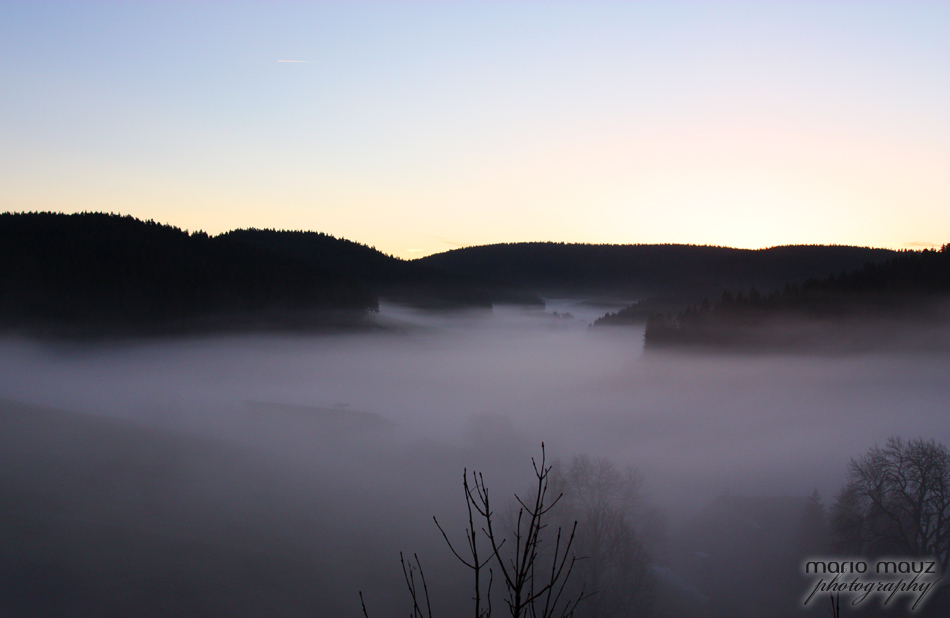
[0,213,534,337]
[417,242,897,298]
[642,245,950,351]
[219,229,540,308]
[0,213,379,336]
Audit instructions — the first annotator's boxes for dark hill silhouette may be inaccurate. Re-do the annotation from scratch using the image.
[417,242,897,301]
[220,228,541,309]
[0,212,378,336]
[0,213,542,337]
[642,245,950,351]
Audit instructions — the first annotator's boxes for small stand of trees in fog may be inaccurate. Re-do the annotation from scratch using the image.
[642,244,950,351]
[831,437,950,577]
[792,436,950,614]
[550,456,659,618]
[361,447,658,618]
[799,437,950,568]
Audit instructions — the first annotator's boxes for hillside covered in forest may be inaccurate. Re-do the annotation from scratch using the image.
[0,213,536,337]
[418,242,897,300]
[4,212,923,340]
[220,228,540,308]
[641,245,950,352]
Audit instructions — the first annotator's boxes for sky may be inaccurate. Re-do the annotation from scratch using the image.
[1,1,947,259]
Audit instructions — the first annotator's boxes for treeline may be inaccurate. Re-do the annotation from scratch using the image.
[419,242,897,299]
[0,213,537,337]
[642,245,950,350]
[667,436,950,617]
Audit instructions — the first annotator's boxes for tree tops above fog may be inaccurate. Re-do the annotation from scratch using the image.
[641,244,950,350]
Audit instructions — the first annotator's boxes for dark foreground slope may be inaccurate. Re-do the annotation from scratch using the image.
[643,245,950,352]
[418,243,897,301]
[0,398,331,617]
[0,396,452,618]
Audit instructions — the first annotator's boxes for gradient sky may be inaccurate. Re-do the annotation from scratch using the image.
[1,2,947,258]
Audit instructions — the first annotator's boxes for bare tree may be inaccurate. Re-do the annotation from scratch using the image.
[435,469,494,618]
[550,456,658,618]
[830,436,950,572]
[363,444,585,618]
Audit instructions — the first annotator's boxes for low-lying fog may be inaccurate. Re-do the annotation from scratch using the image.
[2,302,948,616]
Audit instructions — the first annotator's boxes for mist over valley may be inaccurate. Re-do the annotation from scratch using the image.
[3,297,949,616]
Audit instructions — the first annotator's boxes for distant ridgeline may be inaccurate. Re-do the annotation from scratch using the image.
[0,213,537,337]
[419,242,897,302]
[219,229,541,309]
[642,245,950,352]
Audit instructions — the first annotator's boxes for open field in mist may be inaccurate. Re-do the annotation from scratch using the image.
[2,302,949,616]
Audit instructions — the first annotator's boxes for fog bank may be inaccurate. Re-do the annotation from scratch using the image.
[2,302,948,615]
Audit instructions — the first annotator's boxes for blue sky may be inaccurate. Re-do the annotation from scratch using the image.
[1,2,947,257]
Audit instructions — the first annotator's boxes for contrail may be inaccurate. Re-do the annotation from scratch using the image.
[429,235,466,247]
[278,60,315,63]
